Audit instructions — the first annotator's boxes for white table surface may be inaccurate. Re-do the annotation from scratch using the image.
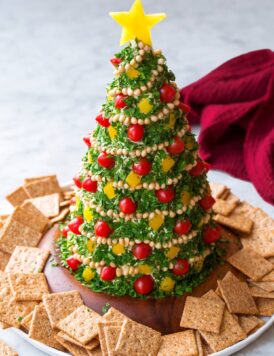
[0,0,273,354]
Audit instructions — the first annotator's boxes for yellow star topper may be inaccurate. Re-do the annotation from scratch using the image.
[109,0,166,46]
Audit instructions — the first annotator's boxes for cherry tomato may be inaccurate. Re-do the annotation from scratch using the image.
[83,135,91,147]
[119,197,137,214]
[115,94,127,109]
[101,266,116,281]
[203,161,211,172]
[156,187,175,203]
[98,152,115,169]
[167,137,185,155]
[94,220,112,237]
[73,176,82,189]
[132,158,152,176]
[160,83,176,103]
[62,226,70,237]
[189,161,206,177]
[179,102,191,113]
[110,57,122,66]
[199,195,215,210]
[173,259,189,276]
[96,114,110,128]
[134,275,154,295]
[66,257,81,271]
[203,226,222,244]
[173,219,192,235]
[132,243,152,260]
[82,177,97,193]
[68,217,84,235]
[127,124,145,142]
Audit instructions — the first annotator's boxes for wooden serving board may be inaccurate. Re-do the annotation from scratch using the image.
[39,226,241,334]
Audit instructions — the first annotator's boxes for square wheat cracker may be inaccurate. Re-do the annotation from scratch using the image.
[228,248,274,281]
[5,246,49,273]
[97,320,123,356]
[180,296,225,333]
[8,273,49,301]
[158,330,198,356]
[250,281,274,292]
[0,217,42,254]
[55,334,91,356]
[249,286,274,299]
[214,213,253,234]
[21,311,34,332]
[24,176,63,201]
[213,199,237,216]
[209,182,227,199]
[104,323,124,355]
[24,174,58,184]
[6,186,30,207]
[43,290,83,328]
[238,316,260,335]
[256,298,274,316]
[57,305,101,344]
[57,331,99,351]
[0,250,10,271]
[0,340,18,356]
[194,331,203,356]
[102,307,126,322]
[50,207,69,224]
[28,193,60,218]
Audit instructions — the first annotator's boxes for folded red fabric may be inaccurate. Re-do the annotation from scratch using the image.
[180,49,274,205]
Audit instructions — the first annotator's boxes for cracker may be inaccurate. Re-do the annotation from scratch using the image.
[24,176,63,201]
[28,193,60,218]
[233,201,254,215]
[8,273,49,301]
[180,296,225,333]
[60,200,71,208]
[228,248,274,281]
[54,334,89,356]
[24,175,57,184]
[43,290,83,328]
[104,323,123,355]
[0,321,9,329]
[249,286,274,299]
[222,271,240,283]
[115,318,161,356]
[87,347,102,356]
[0,217,42,254]
[213,199,237,216]
[261,270,274,282]
[250,281,274,292]
[218,279,258,314]
[50,208,69,223]
[214,213,253,234]
[0,272,38,327]
[57,305,101,344]
[21,310,34,332]
[12,201,49,233]
[103,307,127,322]
[6,186,30,207]
[57,331,99,351]
[29,304,64,351]
[238,316,260,335]
[0,250,10,271]
[256,298,274,316]
[5,246,49,273]
[0,340,18,356]
[158,329,198,356]
[209,182,227,199]
[223,192,240,205]
[195,331,203,356]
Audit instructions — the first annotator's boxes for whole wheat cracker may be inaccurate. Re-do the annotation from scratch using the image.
[57,331,99,351]
[104,323,124,356]
[21,310,34,332]
[250,281,274,292]
[24,176,63,201]
[158,330,198,356]
[60,200,71,208]
[0,340,18,356]
[214,213,253,234]
[24,175,57,184]
[97,321,123,356]
[8,273,49,301]
[209,182,227,199]
[5,246,49,274]
[261,270,274,282]
[102,307,127,322]
[0,250,10,271]
[6,186,30,207]
[194,331,203,356]
[256,298,274,316]
[0,321,9,329]
[27,193,60,218]
[249,286,274,299]
[223,192,240,205]
[238,316,260,335]
[50,208,69,224]
[213,199,237,216]
[43,290,83,329]
[54,334,89,356]
[87,347,102,356]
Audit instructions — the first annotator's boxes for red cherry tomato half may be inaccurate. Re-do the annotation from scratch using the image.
[73,176,82,189]
[179,102,191,113]
[101,266,116,281]
[199,195,215,210]
[189,161,206,177]
[173,259,189,276]
[119,197,137,214]
[173,219,192,235]
[94,220,112,238]
[203,161,211,173]
[98,152,115,169]
[127,124,145,142]
[110,57,122,66]
[160,83,176,103]
[68,217,84,235]
[62,226,70,237]
[66,257,81,271]
[115,94,127,109]
[203,225,222,244]
[96,114,110,128]
[156,187,175,203]
[132,158,152,176]
[82,177,98,193]
[134,275,154,295]
[167,137,185,155]
[132,243,152,260]
[83,135,91,147]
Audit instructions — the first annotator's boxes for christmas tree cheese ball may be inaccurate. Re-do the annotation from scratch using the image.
[58,0,223,298]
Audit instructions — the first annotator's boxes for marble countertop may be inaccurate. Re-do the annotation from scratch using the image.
[0,0,273,354]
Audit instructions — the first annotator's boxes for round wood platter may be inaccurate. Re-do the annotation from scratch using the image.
[39,225,241,335]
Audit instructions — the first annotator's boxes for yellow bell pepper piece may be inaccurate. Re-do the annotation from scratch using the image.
[185,136,195,150]
[138,98,153,114]
[86,240,96,253]
[126,66,140,79]
[149,214,164,231]
[108,125,117,140]
[167,113,176,129]
[103,182,116,200]
[83,206,93,222]
[126,171,141,188]
[161,156,175,173]
[82,267,95,282]
[193,258,204,273]
[181,191,191,206]
[88,151,93,164]
[112,243,125,255]
[75,196,81,209]
[160,277,175,292]
[138,264,152,274]
[165,246,180,260]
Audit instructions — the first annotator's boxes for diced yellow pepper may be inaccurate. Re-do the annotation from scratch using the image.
[82,267,95,282]
[193,258,204,273]
[165,246,180,260]
[138,98,153,114]
[161,156,175,173]
[83,206,93,222]
[160,277,175,292]
[75,196,81,209]
[167,113,176,129]
[138,264,152,274]
[126,66,140,79]
[88,151,93,163]
[108,125,117,140]
[149,214,164,231]
[126,171,141,188]
[197,218,204,228]
[103,182,116,199]
[185,136,195,150]
[112,243,125,255]
[86,240,96,253]
[181,191,191,206]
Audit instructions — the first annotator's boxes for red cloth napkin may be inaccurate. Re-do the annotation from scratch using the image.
[180,49,274,205]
